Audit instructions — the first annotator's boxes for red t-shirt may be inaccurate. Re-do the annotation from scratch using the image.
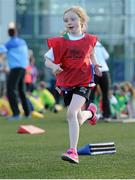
[47,34,97,88]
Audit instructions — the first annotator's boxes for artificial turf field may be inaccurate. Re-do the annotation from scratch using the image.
[0,109,135,179]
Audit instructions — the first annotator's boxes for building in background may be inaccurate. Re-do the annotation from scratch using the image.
[0,0,135,84]
[0,0,15,43]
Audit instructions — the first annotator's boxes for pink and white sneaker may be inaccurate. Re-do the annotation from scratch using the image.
[61,148,79,164]
[87,103,97,125]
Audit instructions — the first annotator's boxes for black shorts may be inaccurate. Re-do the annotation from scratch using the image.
[62,87,91,106]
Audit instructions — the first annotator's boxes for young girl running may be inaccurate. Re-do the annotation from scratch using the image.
[44,6,102,164]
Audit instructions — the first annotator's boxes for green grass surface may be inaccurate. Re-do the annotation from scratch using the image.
[0,109,135,179]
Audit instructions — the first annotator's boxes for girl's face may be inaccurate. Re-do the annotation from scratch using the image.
[63,11,82,35]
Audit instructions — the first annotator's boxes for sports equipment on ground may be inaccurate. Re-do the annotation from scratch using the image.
[78,142,116,155]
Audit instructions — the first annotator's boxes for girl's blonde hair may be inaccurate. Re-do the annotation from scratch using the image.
[63,6,89,33]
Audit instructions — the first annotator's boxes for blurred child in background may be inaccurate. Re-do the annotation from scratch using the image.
[108,88,120,119]
[121,81,135,118]
[113,83,128,118]
[25,49,38,92]
[0,45,9,97]
[89,41,111,120]
[33,81,56,110]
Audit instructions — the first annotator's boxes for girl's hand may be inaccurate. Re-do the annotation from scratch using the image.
[94,64,102,77]
[52,64,63,75]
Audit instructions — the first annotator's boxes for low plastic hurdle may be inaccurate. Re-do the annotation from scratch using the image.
[78,142,116,155]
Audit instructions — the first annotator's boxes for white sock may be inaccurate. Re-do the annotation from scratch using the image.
[67,94,88,149]
[67,111,79,150]
[78,110,93,125]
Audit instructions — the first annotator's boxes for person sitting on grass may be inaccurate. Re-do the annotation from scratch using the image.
[113,83,128,118]
[32,81,61,112]
[121,81,135,118]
